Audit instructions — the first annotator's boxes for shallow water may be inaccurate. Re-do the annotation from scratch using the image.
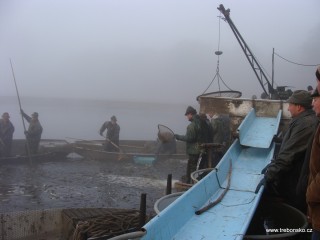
[0,156,187,214]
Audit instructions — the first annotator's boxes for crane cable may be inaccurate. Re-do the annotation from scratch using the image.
[202,12,233,95]
[274,52,319,67]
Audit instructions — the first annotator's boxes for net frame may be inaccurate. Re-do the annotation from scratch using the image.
[157,124,175,143]
[196,90,242,100]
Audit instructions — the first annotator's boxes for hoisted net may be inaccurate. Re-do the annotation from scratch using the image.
[196,90,242,100]
[157,124,174,143]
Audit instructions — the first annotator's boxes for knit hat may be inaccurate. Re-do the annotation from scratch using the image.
[2,112,10,118]
[316,66,320,81]
[31,112,39,117]
[287,90,312,108]
[111,115,117,121]
[184,106,197,116]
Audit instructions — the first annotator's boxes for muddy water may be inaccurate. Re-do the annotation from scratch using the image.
[0,156,187,215]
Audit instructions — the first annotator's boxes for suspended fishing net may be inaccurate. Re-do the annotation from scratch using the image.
[157,124,175,143]
[196,90,242,100]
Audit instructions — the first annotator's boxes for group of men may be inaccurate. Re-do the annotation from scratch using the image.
[260,66,320,239]
[175,66,320,239]
[174,106,231,184]
[0,110,43,157]
[1,110,120,157]
[2,68,320,237]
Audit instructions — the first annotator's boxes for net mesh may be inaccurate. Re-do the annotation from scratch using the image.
[158,124,174,143]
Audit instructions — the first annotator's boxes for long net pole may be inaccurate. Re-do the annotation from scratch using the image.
[9,59,32,162]
[10,59,27,131]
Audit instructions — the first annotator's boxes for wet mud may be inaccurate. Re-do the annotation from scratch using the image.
[0,156,187,215]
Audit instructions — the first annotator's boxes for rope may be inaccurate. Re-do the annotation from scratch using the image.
[202,13,234,95]
[274,52,320,67]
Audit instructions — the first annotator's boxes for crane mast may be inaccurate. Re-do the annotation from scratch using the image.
[217,4,277,99]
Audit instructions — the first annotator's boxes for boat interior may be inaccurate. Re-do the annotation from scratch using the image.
[139,108,283,239]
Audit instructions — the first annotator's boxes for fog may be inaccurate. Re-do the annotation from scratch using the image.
[0,0,320,104]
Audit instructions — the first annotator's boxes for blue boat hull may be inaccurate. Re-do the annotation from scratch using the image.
[140,108,281,239]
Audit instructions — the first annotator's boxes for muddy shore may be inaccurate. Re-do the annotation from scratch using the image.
[0,155,187,215]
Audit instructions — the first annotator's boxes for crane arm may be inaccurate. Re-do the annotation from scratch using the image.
[217,4,275,97]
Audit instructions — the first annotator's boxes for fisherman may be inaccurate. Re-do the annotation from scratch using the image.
[258,90,318,207]
[208,112,231,167]
[21,110,43,154]
[198,113,214,169]
[307,85,314,94]
[306,73,320,239]
[0,112,15,157]
[99,115,120,152]
[174,106,213,183]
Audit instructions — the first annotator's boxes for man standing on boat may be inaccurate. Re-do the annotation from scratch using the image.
[0,112,15,157]
[208,112,231,167]
[99,115,120,152]
[260,90,318,207]
[21,110,43,154]
[174,106,213,184]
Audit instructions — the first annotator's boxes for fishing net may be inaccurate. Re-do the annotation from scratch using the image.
[196,90,242,100]
[72,209,142,240]
[157,124,175,143]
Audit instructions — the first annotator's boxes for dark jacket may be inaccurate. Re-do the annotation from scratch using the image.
[265,109,318,200]
[210,114,231,149]
[306,125,320,231]
[21,112,43,154]
[0,119,15,157]
[176,114,212,155]
[100,121,120,145]
[295,133,316,213]
[0,119,14,142]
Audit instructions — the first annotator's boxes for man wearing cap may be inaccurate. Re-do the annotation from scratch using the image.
[21,110,43,154]
[0,112,15,157]
[99,115,120,152]
[260,90,318,206]
[306,88,320,240]
[174,106,213,183]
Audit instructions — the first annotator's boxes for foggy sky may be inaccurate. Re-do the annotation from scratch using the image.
[0,0,320,104]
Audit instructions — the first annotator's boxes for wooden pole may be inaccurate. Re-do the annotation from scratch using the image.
[166,174,172,195]
[9,59,32,163]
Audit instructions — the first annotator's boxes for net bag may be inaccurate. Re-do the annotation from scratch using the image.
[158,124,174,143]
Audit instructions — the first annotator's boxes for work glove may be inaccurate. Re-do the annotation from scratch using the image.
[261,164,269,174]
[272,135,282,143]
[255,177,266,194]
